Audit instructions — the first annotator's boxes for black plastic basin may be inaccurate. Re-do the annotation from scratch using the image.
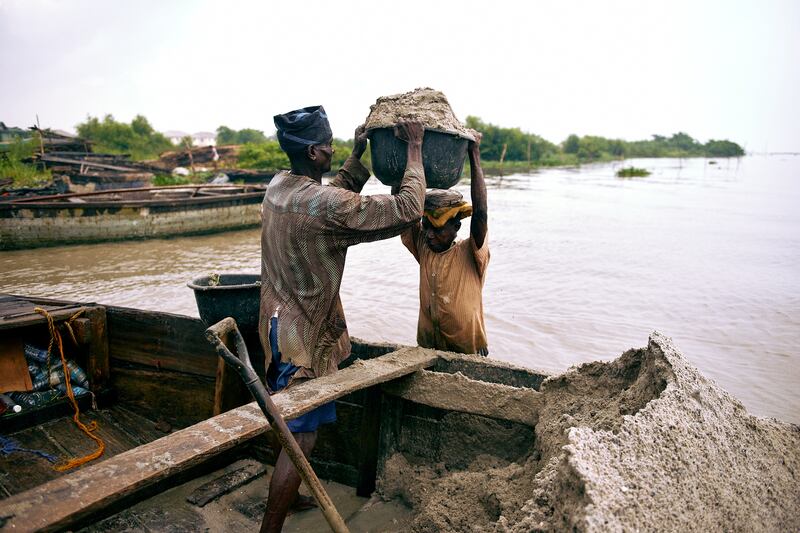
[368,127,469,189]
[187,273,261,332]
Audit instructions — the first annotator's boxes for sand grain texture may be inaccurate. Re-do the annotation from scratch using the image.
[364,88,475,140]
[378,332,800,532]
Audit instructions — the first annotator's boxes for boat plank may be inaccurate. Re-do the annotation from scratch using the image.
[110,367,215,429]
[0,406,165,497]
[435,352,550,390]
[39,155,143,173]
[0,304,88,331]
[106,307,218,377]
[84,306,110,391]
[38,414,133,460]
[0,348,439,532]
[104,404,170,446]
[212,329,251,416]
[185,462,267,507]
[382,369,542,426]
[0,426,65,496]
[276,348,439,419]
[356,386,382,497]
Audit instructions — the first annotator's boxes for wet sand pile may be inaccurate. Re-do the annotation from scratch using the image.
[378,332,800,532]
[364,87,475,140]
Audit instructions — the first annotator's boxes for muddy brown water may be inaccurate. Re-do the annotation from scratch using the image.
[2,155,798,424]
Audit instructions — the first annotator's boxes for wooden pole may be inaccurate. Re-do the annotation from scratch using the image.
[527,139,531,174]
[186,139,195,175]
[36,115,45,156]
[499,143,507,178]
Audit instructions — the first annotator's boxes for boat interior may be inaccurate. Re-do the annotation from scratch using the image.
[0,294,550,531]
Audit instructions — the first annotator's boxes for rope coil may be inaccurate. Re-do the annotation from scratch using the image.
[34,307,105,471]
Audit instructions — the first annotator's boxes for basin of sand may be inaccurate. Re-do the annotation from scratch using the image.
[364,87,475,140]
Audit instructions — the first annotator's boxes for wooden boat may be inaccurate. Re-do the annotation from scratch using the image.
[0,184,266,251]
[0,294,548,531]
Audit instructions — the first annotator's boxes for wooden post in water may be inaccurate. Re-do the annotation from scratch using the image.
[499,143,507,179]
[527,139,531,174]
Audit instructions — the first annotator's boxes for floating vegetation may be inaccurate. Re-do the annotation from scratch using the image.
[616,166,651,178]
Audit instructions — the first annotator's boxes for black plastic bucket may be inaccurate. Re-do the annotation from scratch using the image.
[368,127,469,189]
[187,273,261,332]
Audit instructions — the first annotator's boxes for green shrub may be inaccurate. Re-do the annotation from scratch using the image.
[704,140,745,157]
[237,141,290,170]
[152,174,192,186]
[616,166,651,178]
[216,126,268,146]
[465,116,558,162]
[76,114,173,160]
[0,139,52,187]
[236,139,362,174]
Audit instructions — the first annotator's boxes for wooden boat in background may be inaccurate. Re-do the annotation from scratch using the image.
[0,294,548,531]
[0,184,266,250]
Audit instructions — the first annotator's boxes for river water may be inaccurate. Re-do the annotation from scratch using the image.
[2,155,798,423]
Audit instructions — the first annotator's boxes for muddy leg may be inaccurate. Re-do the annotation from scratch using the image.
[260,431,318,533]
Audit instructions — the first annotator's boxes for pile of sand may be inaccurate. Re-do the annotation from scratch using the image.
[364,88,475,140]
[378,332,800,532]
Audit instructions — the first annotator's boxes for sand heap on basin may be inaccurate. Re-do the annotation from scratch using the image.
[364,87,475,140]
[379,332,800,532]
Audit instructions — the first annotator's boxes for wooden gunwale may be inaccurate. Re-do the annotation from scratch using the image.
[0,185,266,211]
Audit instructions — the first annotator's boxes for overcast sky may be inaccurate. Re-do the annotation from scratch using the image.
[2,0,798,151]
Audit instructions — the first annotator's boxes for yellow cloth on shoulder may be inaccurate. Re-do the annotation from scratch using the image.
[424,202,473,228]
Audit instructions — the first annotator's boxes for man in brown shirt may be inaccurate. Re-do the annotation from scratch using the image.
[259,105,426,531]
[401,132,489,355]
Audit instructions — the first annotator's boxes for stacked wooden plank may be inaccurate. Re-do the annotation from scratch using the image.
[27,128,92,154]
[149,145,240,171]
[33,153,155,192]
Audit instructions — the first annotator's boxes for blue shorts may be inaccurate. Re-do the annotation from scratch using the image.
[265,316,335,433]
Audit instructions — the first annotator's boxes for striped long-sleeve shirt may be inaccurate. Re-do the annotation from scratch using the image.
[259,155,425,378]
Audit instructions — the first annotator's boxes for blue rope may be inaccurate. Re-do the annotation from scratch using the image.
[0,434,58,463]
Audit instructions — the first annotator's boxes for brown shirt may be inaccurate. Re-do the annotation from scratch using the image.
[402,224,490,354]
[259,155,425,378]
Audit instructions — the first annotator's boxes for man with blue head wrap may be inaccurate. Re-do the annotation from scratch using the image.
[259,105,427,531]
[274,105,333,154]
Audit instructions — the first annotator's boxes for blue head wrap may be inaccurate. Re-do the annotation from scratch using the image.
[273,105,333,154]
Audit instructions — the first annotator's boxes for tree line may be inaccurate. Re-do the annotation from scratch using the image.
[76,114,173,160]
[466,116,745,162]
[71,115,745,167]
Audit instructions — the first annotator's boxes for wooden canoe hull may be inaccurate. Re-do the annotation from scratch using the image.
[0,186,265,250]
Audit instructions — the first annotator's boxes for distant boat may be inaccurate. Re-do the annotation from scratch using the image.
[0,184,266,250]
